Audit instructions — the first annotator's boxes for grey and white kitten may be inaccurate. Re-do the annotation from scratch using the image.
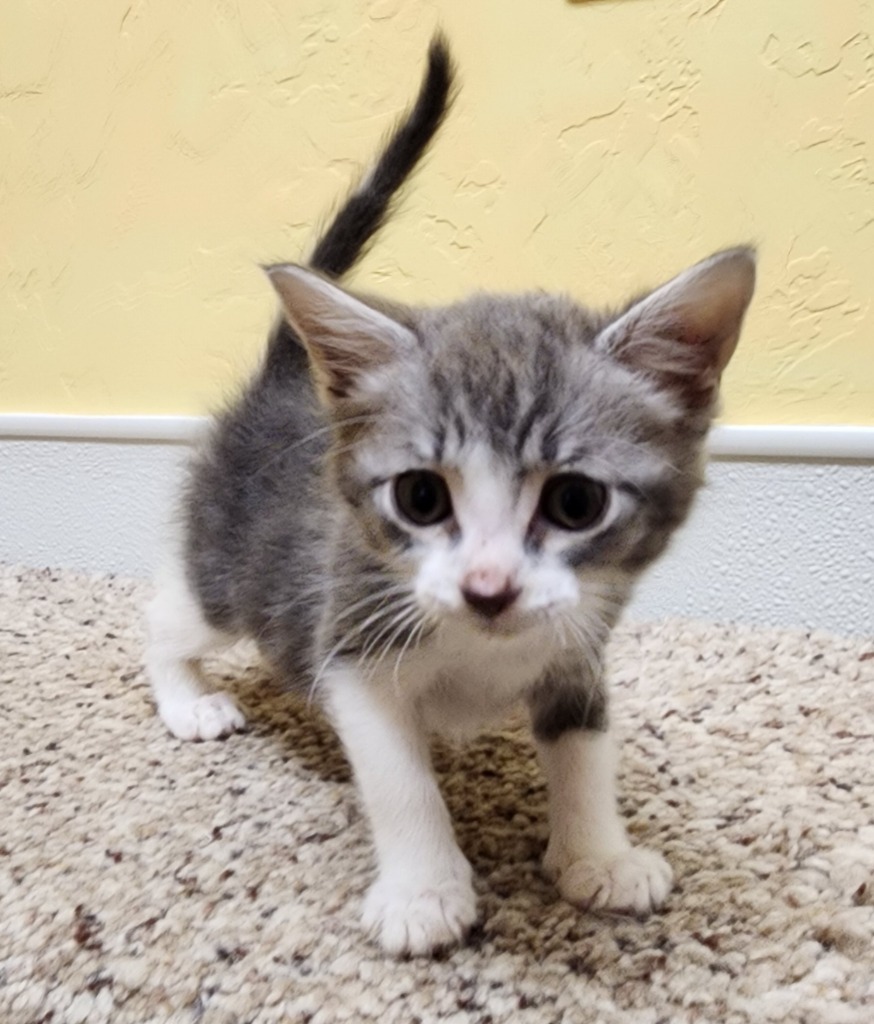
[146,37,755,956]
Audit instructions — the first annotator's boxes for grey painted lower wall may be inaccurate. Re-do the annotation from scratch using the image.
[630,459,872,632]
[1,438,871,634]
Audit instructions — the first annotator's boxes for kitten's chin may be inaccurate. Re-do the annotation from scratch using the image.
[458,608,546,641]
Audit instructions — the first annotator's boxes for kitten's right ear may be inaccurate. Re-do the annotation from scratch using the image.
[265,264,417,404]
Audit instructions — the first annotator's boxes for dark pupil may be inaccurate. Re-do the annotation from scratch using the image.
[410,477,438,516]
[560,482,591,521]
[395,471,451,526]
[542,474,606,530]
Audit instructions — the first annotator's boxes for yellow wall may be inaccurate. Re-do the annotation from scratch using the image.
[2,0,872,423]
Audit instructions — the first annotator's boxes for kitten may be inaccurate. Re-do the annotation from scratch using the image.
[146,36,755,956]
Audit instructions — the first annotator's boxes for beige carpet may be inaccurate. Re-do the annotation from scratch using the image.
[1,566,873,1024]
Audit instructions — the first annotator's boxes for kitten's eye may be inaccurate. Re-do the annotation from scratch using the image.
[393,471,453,527]
[539,474,607,531]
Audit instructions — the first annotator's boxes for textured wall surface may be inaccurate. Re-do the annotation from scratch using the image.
[2,0,873,421]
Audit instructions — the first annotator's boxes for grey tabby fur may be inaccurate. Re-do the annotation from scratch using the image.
[155,34,756,954]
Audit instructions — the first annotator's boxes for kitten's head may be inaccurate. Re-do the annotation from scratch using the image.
[268,250,755,644]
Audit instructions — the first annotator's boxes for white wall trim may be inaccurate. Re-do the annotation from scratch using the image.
[0,414,204,443]
[706,424,874,460]
[0,414,873,459]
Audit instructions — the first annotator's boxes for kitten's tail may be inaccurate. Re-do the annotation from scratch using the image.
[308,35,455,279]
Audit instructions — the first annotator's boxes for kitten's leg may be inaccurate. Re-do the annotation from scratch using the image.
[324,665,476,955]
[145,564,246,741]
[531,686,672,916]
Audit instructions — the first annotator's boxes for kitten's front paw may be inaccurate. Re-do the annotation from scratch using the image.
[362,874,477,956]
[160,692,246,741]
[548,846,673,917]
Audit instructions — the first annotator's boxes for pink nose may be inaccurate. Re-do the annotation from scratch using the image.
[461,570,520,620]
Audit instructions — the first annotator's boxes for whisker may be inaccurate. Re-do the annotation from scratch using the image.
[366,605,422,681]
[357,602,419,673]
[553,613,569,651]
[330,584,410,628]
[309,597,411,699]
[246,581,399,650]
[559,610,606,685]
[391,611,430,687]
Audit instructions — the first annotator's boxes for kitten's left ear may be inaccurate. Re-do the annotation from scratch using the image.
[266,264,417,404]
[596,247,756,409]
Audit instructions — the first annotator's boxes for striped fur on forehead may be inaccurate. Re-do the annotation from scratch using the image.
[376,292,686,478]
[416,292,593,463]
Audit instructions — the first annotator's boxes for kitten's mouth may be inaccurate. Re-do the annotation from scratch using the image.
[464,607,536,638]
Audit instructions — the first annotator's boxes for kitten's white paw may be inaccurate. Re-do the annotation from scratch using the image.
[160,692,246,741]
[362,874,477,956]
[548,846,673,917]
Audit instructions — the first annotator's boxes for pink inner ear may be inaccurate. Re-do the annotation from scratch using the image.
[673,255,757,371]
[600,248,756,407]
[265,264,416,402]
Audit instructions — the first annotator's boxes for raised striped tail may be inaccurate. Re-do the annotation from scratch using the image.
[308,35,455,279]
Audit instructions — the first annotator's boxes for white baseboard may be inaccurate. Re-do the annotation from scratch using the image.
[2,414,874,458]
[1,418,872,634]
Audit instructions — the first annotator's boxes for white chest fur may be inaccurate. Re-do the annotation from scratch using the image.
[391,621,560,738]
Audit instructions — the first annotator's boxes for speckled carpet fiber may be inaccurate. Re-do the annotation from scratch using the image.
[2,566,873,1024]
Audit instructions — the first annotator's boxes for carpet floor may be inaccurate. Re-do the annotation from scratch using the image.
[1,566,872,1024]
